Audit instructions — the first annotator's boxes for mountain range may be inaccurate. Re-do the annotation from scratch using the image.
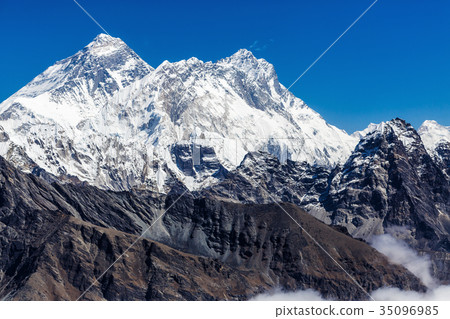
[0,34,449,300]
[0,34,357,192]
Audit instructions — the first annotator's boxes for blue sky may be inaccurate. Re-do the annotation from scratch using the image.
[0,0,449,133]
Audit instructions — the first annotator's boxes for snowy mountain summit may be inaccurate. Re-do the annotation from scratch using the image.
[419,120,450,177]
[0,34,358,192]
[419,120,450,155]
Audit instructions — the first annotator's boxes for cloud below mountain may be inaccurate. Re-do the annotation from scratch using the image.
[369,233,450,301]
[371,286,450,301]
[251,288,326,301]
[370,232,436,288]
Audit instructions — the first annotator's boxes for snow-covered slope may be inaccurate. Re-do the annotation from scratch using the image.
[419,120,450,156]
[419,120,450,176]
[0,34,154,190]
[351,123,384,139]
[0,34,358,192]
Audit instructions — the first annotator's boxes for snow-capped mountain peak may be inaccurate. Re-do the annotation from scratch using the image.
[418,120,450,176]
[89,33,120,45]
[0,34,359,192]
[227,48,258,65]
[221,48,277,83]
[353,119,423,153]
[351,122,384,139]
[85,33,128,56]
[418,120,450,153]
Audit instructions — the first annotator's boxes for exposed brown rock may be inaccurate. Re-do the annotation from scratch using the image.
[0,156,425,300]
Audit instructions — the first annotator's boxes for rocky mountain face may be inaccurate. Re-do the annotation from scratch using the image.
[0,156,425,300]
[204,151,332,222]
[324,119,449,237]
[0,34,154,191]
[324,119,450,282]
[0,34,357,193]
[207,119,450,283]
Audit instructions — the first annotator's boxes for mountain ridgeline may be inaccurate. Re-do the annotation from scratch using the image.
[0,156,425,300]
[0,34,449,300]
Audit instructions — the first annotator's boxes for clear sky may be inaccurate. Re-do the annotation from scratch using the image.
[1,0,449,133]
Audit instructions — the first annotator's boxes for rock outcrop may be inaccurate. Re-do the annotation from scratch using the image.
[0,156,424,300]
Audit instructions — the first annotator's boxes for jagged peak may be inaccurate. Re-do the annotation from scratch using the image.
[88,33,122,46]
[94,33,113,40]
[353,118,423,156]
[186,56,203,65]
[84,33,127,56]
[421,119,439,127]
[419,120,449,132]
[388,118,419,139]
[418,119,450,153]
[354,118,414,140]
[231,48,256,59]
[221,48,259,68]
[218,48,278,84]
[351,122,384,139]
[154,49,274,77]
[390,117,410,127]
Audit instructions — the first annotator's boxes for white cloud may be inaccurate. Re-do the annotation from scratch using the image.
[369,233,449,301]
[372,286,450,301]
[369,233,437,288]
[251,288,326,301]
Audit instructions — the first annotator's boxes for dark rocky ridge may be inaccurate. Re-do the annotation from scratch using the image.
[0,156,424,300]
[324,119,450,282]
[204,151,332,221]
[206,119,450,283]
[434,141,450,178]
